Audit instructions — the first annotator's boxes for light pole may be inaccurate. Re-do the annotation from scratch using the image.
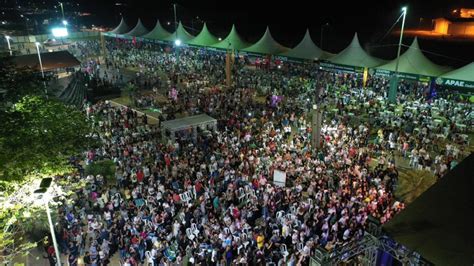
[226,41,232,87]
[173,3,180,84]
[61,20,68,45]
[388,6,407,103]
[173,3,178,41]
[5,35,12,56]
[59,2,65,21]
[35,42,48,97]
[320,23,329,50]
[311,104,323,149]
[34,178,61,266]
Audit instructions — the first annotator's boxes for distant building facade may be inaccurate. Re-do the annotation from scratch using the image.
[432,8,474,36]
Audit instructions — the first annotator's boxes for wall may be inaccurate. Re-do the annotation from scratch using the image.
[448,22,474,36]
[10,31,101,43]
[433,18,450,34]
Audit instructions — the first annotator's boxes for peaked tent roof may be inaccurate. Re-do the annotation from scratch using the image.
[188,23,219,46]
[377,38,451,76]
[280,29,331,60]
[164,22,195,43]
[440,62,474,82]
[383,153,474,265]
[329,33,386,68]
[243,27,289,55]
[109,17,130,35]
[125,18,149,37]
[212,24,250,50]
[143,19,172,40]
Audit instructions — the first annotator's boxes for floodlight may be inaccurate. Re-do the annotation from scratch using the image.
[51,27,68,37]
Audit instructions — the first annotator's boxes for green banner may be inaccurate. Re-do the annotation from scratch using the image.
[371,68,431,82]
[435,77,474,89]
[319,62,364,74]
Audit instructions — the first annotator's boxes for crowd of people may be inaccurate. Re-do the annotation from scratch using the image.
[51,39,471,266]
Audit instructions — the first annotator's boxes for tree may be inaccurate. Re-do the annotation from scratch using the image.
[85,160,116,184]
[0,96,92,187]
[0,175,87,264]
[0,204,40,264]
[0,60,47,104]
[0,61,92,263]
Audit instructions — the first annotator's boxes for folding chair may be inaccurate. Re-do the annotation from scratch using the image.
[241,233,250,248]
[297,242,304,252]
[280,244,289,260]
[186,228,195,240]
[191,223,199,236]
[145,251,154,266]
[276,211,285,223]
[238,187,246,202]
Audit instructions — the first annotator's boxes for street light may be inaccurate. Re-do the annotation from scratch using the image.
[173,3,180,84]
[396,7,408,76]
[173,4,178,41]
[388,6,408,103]
[5,35,12,56]
[59,2,65,21]
[311,104,323,149]
[34,178,61,266]
[35,42,48,97]
[62,20,68,26]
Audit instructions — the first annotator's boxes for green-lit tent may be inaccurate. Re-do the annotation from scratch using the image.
[436,62,474,90]
[329,33,386,68]
[188,23,219,46]
[164,22,195,43]
[243,27,289,55]
[109,17,130,35]
[124,18,149,37]
[280,29,331,60]
[212,24,250,50]
[377,38,451,77]
[440,62,474,81]
[143,19,172,40]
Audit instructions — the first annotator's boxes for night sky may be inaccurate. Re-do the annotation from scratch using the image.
[83,0,474,66]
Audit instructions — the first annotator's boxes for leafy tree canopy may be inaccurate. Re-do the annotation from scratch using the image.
[0,59,47,104]
[0,96,92,185]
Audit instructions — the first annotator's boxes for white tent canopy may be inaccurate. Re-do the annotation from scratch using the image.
[243,27,289,55]
[212,24,250,50]
[125,18,149,37]
[439,62,474,82]
[329,33,386,68]
[164,21,195,43]
[143,19,172,40]
[109,17,130,34]
[280,29,331,60]
[377,38,452,77]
